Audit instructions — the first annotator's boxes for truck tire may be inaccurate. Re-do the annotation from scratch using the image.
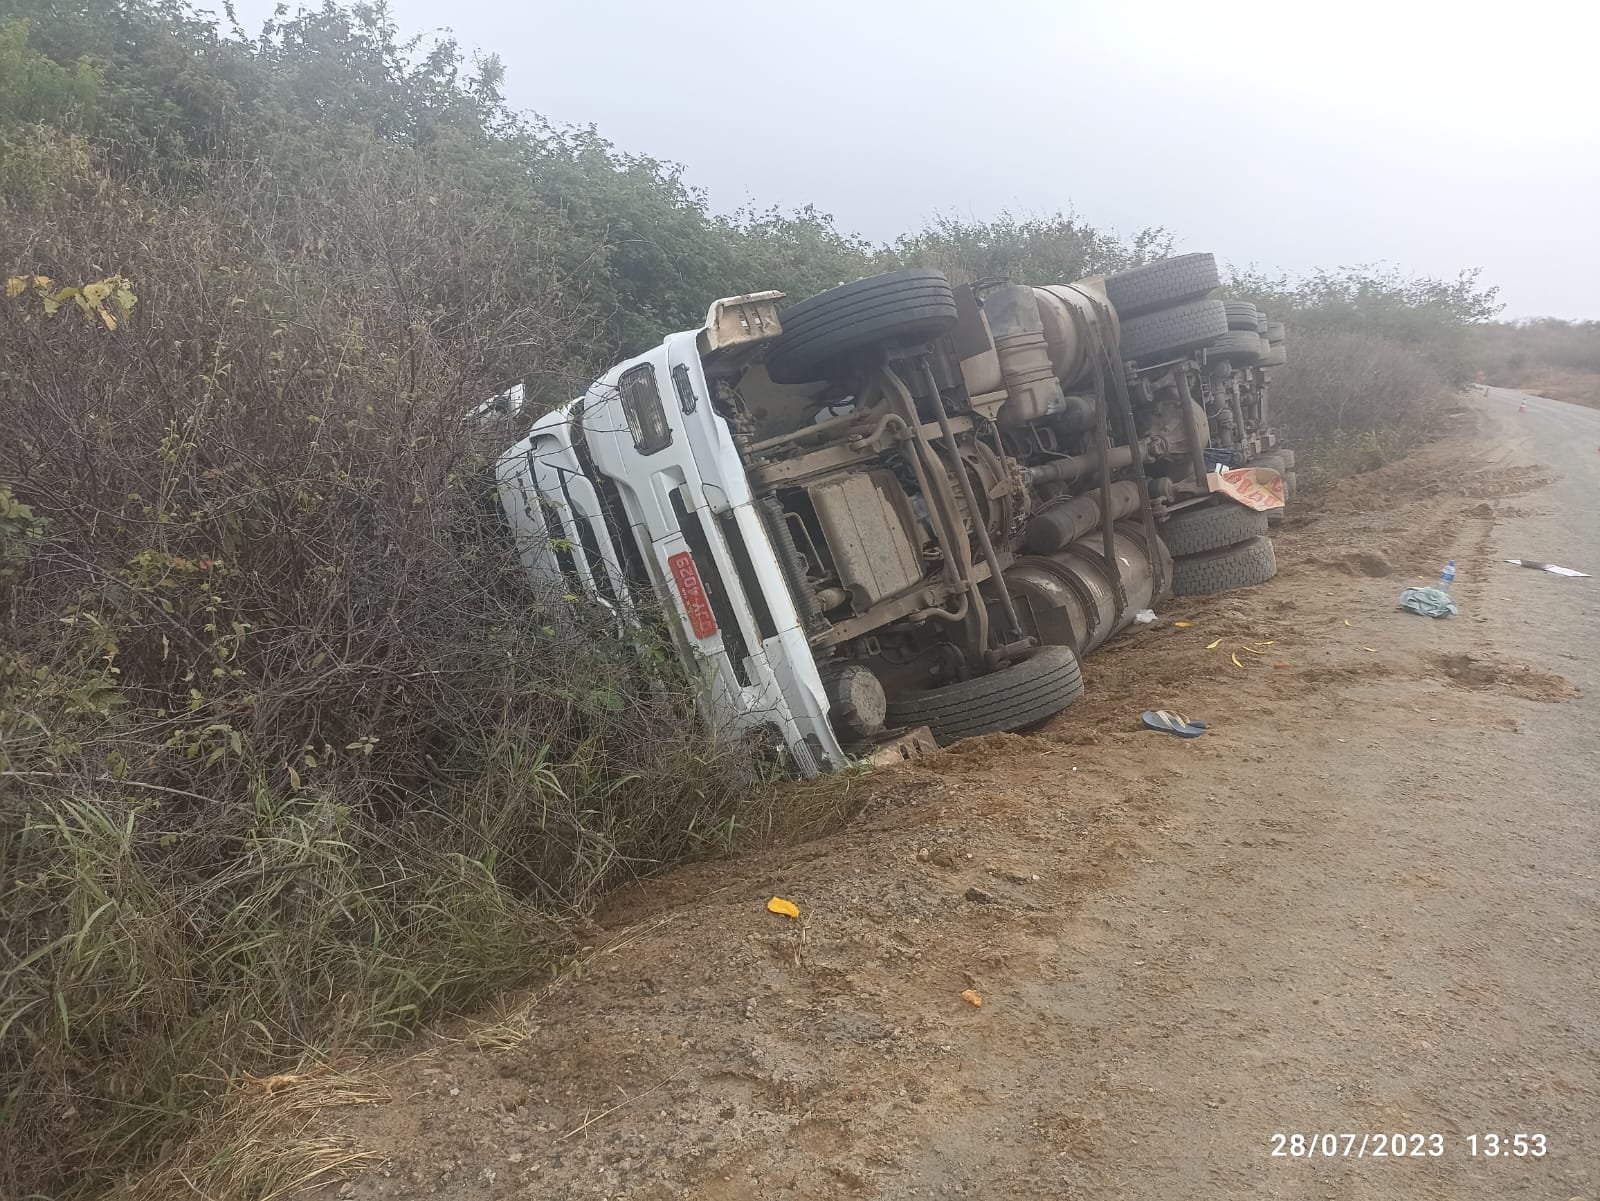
[765,268,959,384]
[885,645,1084,745]
[1207,329,1266,364]
[1159,501,1269,557]
[1103,253,1219,317]
[1170,536,1277,596]
[1254,310,1269,334]
[1265,320,1286,343]
[1224,301,1259,332]
[1118,298,1229,362]
[1258,343,1287,367]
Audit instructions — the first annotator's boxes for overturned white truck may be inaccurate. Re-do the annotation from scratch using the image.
[493,254,1290,774]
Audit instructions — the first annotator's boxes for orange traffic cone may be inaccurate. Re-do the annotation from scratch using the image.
[1518,399,1527,413]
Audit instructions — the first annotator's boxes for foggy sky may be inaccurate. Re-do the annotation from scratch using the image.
[224,0,1599,319]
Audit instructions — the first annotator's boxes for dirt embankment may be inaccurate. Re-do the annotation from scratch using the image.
[230,397,1595,1201]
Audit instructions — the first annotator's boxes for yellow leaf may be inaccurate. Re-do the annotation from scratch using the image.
[99,306,118,330]
[1363,647,1377,653]
[960,989,983,1008]
[1239,645,1267,655]
[1205,638,1222,650]
[1230,652,1245,668]
[1343,619,1351,626]
[766,896,800,919]
[5,277,26,299]
[112,279,137,315]
[82,279,113,309]
[1174,621,1194,628]
[286,764,302,790]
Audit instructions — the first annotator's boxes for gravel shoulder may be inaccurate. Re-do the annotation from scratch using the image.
[302,391,1599,1201]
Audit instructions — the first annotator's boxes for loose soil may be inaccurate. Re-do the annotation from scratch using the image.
[299,391,1598,1200]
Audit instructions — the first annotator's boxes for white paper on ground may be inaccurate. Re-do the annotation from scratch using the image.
[1503,559,1590,577]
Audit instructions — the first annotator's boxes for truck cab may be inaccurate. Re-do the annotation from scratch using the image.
[495,296,846,775]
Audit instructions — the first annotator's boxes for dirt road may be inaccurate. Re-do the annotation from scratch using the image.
[312,391,1597,1200]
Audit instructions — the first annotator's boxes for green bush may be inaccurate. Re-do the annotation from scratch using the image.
[1474,318,1600,383]
[1228,263,1500,384]
[0,148,762,1198]
[1265,328,1447,481]
[887,210,1171,285]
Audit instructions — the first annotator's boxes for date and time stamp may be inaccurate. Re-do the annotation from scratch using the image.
[1270,1131,1549,1160]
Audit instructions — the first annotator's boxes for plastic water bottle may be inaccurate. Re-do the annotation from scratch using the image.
[1439,559,1456,592]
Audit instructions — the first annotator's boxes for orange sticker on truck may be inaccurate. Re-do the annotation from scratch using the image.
[668,551,718,639]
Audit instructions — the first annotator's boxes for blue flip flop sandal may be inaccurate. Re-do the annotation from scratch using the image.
[1141,709,1208,738]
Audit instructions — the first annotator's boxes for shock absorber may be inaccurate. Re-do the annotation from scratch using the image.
[759,495,828,635]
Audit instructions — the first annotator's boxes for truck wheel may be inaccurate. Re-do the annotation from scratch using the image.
[1117,298,1229,362]
[1103,253,1220,317]
[1159,501,1269,557]
[1253,310,1269,334]
[1224,301,1259,332]
[765,268,958,384]
[1258,343,1287,367]
[1206,330,1266,364]
[885,645,1084,746]
[1170,536,1277,596]
[1265,320,1286,343]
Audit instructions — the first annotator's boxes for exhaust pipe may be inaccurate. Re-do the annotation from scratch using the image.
[1020,478,1144,555]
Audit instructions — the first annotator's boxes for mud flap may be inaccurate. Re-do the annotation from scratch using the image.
[863,726,939,768]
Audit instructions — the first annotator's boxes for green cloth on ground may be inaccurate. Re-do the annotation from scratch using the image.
[1398,586,1458,617]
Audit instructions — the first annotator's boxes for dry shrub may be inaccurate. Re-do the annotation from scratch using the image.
[1519,367,1600,411]
[1269,328,1448,481]
[1476,317,1600,384]
[0,146,760,1198]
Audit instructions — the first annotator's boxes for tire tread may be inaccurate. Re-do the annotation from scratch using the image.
[1160,501,1270,557]
[1118,299,1229,361]
[1104,254,1220,317]
[1170,536,1278,596]
[886,645,1085,744]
